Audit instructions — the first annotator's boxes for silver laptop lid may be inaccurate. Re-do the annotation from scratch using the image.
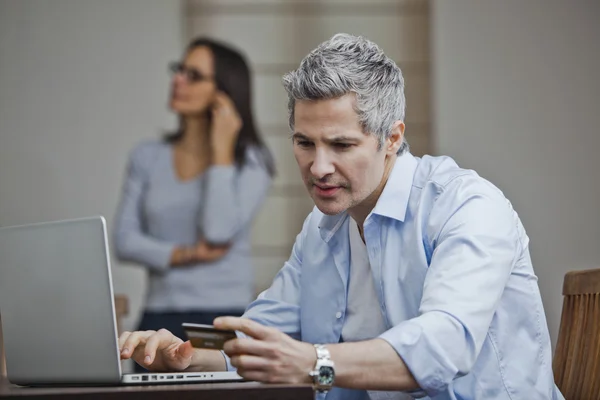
[0,216,122,385]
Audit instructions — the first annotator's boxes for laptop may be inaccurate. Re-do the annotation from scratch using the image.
[0,216,243,386]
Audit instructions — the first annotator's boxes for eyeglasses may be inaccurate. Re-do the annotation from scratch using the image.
[168,61,213,83]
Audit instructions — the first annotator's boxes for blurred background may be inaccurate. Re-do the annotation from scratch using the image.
[0,0,598,368]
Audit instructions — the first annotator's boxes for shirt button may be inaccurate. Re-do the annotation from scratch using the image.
[335,311,342,319]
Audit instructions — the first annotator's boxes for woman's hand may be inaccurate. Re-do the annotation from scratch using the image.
[210,91,242,164]
[170,240,230,267]
[194,239,230,262]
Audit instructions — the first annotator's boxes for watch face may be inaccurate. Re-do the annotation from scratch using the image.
[318,366,335,385]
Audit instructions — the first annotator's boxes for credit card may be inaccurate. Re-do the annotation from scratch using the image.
[182,323,237,350]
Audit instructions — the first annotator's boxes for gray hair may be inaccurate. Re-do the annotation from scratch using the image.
[282,33,408,154]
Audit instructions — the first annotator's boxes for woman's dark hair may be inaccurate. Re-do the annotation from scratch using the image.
[165,37,275,177]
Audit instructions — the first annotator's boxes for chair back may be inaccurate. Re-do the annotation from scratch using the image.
[553,268,600,399]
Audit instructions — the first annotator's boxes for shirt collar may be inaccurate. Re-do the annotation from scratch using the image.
[370,151,418,222]
[318,152,418,242]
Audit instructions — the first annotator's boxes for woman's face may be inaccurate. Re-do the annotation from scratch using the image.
[169,46,217,116]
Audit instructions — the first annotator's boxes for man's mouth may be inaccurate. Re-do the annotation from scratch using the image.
[313,184,342,197]
[316,185,337,190]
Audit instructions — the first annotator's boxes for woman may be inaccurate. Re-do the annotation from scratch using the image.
[113,38,275,366]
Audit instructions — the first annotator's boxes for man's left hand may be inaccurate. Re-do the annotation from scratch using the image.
[214,317,316,384]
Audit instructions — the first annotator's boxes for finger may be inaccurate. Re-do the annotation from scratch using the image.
[119,332,133,360]
[214,317,274,341]
[143,328,175,365]
[214,92,238,114]
[208,247,228,258]
[176,340,195,360]
[211,92,228,111]
[214,91,232,106]
[215,249,227,257]
[195,246,208,259]
[207,241,231,251]
[236,369,273,384]
[223,337,276,358]
[230,354,271,371]
[118,331,132,352]
[121,331,153,358]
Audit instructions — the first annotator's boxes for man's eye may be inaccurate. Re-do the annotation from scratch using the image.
[333,143,352,149]
[296,141,313,148]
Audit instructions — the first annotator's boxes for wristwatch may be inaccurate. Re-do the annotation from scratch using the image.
[308,344,335,393]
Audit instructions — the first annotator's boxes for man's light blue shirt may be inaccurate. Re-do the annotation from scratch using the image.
[238,153,564,399]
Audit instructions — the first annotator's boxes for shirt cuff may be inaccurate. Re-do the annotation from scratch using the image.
[155,242,176,272]
[379,316,459,397]
[220,350,236,372]
[221,330,250,372]
[406,388,428,398]
[121,236,175,274]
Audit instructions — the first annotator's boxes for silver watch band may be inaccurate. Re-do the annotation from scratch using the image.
[310,344,335,393]
[314,344,331,360]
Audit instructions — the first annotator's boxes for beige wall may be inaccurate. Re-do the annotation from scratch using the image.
[0,0,431,349]
[0,0,184,351]
[186,0,432,293]
[432,0,600,348]
[2,0,592,373]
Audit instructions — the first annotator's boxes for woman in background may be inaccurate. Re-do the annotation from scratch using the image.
[113,38,274,368]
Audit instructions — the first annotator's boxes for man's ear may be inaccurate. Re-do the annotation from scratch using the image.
[386,120,405,155]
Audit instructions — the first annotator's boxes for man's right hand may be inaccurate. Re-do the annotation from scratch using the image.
[119,329,194,372]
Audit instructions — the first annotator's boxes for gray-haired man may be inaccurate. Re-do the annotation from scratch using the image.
[120,34,564,400]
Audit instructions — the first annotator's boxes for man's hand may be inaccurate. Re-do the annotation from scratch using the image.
[215,317,317,384]
[119,329,195,372]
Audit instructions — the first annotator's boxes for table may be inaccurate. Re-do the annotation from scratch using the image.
[0,378,314,399]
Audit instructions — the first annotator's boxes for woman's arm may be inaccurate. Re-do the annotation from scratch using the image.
[114,143,230,272]
[200,146,272,244]
[113,142,176,273]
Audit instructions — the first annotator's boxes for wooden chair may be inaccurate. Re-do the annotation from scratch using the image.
[553,268,600,399]
[0,295,128,377]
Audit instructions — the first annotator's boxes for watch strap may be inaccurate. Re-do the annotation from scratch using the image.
[314,344,331,360]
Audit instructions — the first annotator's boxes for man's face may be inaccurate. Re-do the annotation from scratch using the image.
[292,94,399,216]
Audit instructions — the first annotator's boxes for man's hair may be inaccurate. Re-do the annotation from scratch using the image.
[282,33,408,154]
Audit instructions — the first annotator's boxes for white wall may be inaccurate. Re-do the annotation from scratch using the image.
[432,0,600,348]
[0,0,184,338]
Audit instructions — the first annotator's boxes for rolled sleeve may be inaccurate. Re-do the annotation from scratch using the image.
[380,179,520,396]
[380,314,462,395]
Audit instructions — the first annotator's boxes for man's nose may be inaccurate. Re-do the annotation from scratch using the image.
[310,149,335,179]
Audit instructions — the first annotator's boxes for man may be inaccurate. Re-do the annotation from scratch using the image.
[120,34,563,400]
